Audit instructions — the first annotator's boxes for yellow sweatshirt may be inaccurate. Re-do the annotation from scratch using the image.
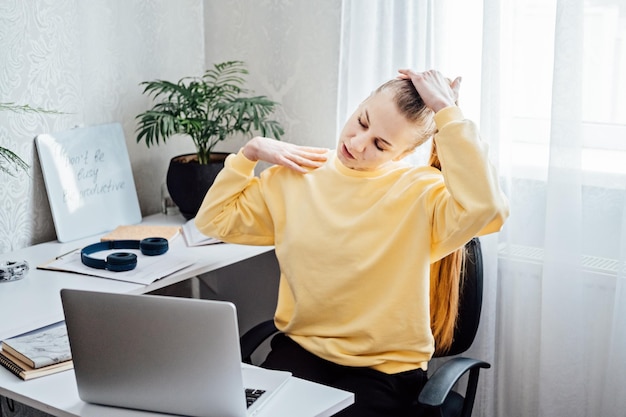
[195,106,509,374]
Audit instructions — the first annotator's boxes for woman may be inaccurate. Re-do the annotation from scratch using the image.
[195,69,509,416]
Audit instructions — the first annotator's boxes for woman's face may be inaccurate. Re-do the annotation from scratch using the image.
[337,89,417,171]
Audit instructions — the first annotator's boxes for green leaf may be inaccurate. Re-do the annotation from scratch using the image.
[0,146,29,176]
[135,60,284,164]
[0,102,66,115]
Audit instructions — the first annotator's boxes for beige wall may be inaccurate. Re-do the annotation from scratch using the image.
[203,0,342,152]
[0,0,342,253]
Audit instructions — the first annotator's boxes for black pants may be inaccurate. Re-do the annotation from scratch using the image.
[260,333,429,417]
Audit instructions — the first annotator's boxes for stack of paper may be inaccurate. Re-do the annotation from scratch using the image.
[181,219,222,247]
[0,322,73,380]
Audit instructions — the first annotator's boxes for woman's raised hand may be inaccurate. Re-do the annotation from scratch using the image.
[397,69,461,113]
[242,136,329,174]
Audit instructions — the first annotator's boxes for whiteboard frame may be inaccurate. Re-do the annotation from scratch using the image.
[35,123,142,242]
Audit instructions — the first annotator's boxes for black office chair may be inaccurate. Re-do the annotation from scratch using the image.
[240,238,489,417]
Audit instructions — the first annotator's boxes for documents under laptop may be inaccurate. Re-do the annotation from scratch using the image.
[60,289,291,417]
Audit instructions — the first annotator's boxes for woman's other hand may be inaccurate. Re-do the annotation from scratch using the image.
[397,69,461,113]
[242,137,329,174]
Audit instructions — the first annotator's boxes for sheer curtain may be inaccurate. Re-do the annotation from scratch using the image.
[339,0,626,416]
[337,0,434,134]
[491,0,626,415]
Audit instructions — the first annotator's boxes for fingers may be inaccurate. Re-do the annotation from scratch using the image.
[397,68,415,79]
[296,146,331,159]
[276,153,327,174]
[282,144,329,164]
[450,76,462,104]
[245,137,329,174]
[450,76,462,93]
[276,156,311,174]
[397,69,461,88]
[283,147,329,173]
[396,69,462,111]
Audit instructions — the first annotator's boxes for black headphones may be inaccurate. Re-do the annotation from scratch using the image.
[80,238,169,272]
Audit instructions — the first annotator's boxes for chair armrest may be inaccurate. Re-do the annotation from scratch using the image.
[418,357,490,408]
[240,319,279,364]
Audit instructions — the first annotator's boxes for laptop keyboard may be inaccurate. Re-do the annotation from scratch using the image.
[245,388,266,408]
[246,388,265,407]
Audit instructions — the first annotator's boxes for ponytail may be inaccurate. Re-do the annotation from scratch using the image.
[381,78,466,354]
[428,140,467,355]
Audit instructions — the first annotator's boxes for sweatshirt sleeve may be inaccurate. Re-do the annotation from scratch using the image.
[428,106,509,260]
[194,150,275,245]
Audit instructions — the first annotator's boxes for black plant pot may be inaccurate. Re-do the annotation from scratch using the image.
[166,152,229,220]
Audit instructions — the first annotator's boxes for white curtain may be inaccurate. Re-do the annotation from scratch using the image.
[337,0,434,135]
[339,0,626,416]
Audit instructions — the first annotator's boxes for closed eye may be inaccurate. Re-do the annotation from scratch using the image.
[361,110,391,152]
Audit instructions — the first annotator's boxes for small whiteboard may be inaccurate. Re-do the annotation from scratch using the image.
[36,123,141,242]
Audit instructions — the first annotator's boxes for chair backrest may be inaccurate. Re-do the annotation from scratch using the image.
[434,237,484,358]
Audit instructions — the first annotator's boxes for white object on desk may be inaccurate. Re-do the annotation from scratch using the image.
[38,242,195,286]
[181,218,222,246]
[35,123,141,242]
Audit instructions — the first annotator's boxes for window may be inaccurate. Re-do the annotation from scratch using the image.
[505,0,626,183]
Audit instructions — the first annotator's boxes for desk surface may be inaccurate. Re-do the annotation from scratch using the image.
[0,213,354,416]
[0,364,353,417]
[0,214,271,341]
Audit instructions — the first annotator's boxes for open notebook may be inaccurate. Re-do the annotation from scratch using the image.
[60,289,291,417]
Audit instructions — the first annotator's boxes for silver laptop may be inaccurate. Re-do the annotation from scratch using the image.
[60,289,291,417]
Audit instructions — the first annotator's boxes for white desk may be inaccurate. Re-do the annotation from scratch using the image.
[0,362,353,417]
[0,214,272,341]
[0,214,354,417]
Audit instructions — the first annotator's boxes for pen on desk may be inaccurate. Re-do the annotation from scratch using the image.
[56,248,80,260]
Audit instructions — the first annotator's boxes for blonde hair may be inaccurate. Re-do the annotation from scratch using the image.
[428,140,467,354]
[378,78,466,354]
[375,79,437,149]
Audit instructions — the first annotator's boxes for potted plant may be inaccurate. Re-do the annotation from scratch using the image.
[135,60,284,219]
